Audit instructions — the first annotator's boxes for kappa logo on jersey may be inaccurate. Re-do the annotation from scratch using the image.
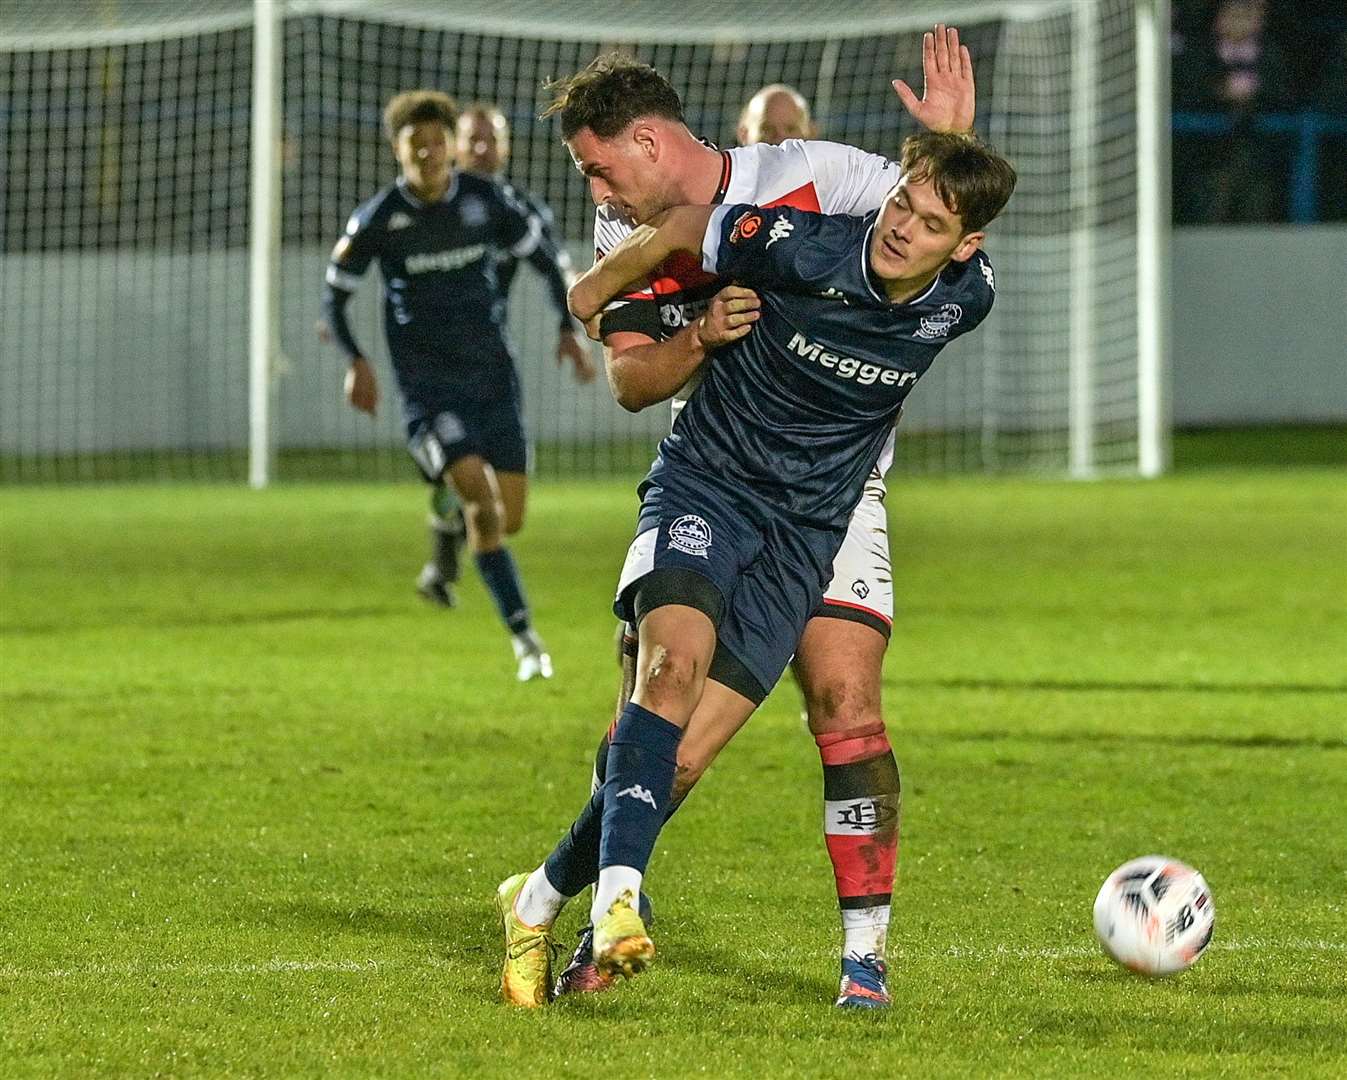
[915,303,964,340]
[820,286,850,305]
[667,514,712,558]
[616,784,658,809]
[765,215,795,248]
[388,211,414,231]
[729,211,763,244]
[459,195,489,227]
[979,261,996,292]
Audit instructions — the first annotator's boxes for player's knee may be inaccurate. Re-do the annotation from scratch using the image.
[463,496,503,547]
[639,643,703,713]
[804,675,884,737]
[503,504,525,535]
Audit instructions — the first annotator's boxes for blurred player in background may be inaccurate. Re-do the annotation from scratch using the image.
[321,90,591,682]
[498,26,978,1007]
[455,102,595,347]
[737,82,817,145]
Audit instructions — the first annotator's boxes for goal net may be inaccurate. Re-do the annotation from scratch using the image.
[0,0,1167,482]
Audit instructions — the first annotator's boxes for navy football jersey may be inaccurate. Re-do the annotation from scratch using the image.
[323,173,542,403]
[652,202,997,530]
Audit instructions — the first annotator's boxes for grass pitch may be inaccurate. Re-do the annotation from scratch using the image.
[2,466,1345,1078]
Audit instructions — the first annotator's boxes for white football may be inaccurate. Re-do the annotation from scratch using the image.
[1093,855,1215,976]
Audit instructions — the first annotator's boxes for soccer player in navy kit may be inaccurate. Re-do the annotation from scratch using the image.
[322,91,592,681]
[496,131,1016,1007]
[518,34,977,1004]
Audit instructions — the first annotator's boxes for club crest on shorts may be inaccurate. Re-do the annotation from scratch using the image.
[667,514,712,558]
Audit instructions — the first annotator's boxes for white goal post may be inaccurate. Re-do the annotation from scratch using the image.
[0,0,1169,483]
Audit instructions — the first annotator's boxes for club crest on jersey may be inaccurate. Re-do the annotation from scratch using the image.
[388,211,414,231]
[766,215,794,248]
[730,211,762,244]
[667,515,712,558]
[459,196,489,227]
[915,303,963,340]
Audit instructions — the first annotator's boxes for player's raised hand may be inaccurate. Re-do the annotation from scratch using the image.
[893,23,976,134]
[344,356,379,415]
[695,286,761,350]
[558,328,597,383]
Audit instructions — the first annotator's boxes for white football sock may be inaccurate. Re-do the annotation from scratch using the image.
[513,865,571,928]
[842,905,891,961]
[591,866,643,926]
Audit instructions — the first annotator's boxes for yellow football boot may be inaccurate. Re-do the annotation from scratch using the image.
[591,889,655,979]
[495,872,556,1007]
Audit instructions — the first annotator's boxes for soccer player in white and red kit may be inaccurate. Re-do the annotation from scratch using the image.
[505,27,978,1008]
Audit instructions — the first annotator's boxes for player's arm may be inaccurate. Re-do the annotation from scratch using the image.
[600,326,706,413]
[320,211,380,415]
[568,206,714,323]
[500,188,595,383]
[527,226,597,384]
[595,284,760,412]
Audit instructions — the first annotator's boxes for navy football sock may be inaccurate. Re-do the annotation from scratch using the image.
[598,702,682,876]
[542,722,691,900]
[474,546,530,634]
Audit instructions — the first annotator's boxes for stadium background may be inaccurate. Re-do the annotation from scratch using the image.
[2,3,1345,1076]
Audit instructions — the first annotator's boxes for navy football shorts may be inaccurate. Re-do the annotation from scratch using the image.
[613,465,845,705]
[406,392,529,481]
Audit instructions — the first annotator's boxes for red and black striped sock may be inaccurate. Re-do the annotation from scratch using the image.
[816,722,900,959]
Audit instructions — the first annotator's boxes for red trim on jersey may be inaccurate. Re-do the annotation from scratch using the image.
[764,180,822,213]
[821,597,893,626]
[714,152,733,203]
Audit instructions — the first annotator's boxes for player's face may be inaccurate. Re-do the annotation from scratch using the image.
[393,120,452,195]
[567,126,676,225]
[456,111,509,174]
[868,177,982,289]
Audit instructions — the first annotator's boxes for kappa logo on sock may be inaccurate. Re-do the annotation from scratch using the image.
[616,784,658,809]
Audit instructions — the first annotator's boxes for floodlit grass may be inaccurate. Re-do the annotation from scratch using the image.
[2,468,1345,1078]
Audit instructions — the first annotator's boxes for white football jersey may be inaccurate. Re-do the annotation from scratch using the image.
[592,138,902,485]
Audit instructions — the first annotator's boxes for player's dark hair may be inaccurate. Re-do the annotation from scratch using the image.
[383,90,458,141]
[541,54,685,140]
[899,132,1017,234]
